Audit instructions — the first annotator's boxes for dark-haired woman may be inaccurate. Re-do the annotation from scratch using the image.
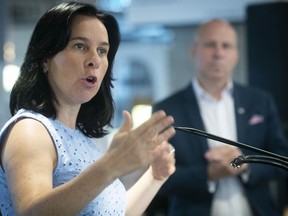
[0,2,175,215]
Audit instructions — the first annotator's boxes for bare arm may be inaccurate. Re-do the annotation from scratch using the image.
[2,119,119,216]
[1,110,175,216]
[126,142,176,216]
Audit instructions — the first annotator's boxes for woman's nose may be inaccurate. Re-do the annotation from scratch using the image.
[85,52,101,68]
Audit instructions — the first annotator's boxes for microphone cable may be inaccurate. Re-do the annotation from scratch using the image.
[173,126,288,171]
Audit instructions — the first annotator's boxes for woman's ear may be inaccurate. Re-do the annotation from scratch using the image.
[43,59,49,73]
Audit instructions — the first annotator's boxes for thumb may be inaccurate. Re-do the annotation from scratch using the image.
[118,110,133,133]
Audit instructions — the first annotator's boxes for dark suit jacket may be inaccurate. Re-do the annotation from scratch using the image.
[152,82,288,216]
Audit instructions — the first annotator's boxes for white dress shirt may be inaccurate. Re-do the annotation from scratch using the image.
[192,79,253,216]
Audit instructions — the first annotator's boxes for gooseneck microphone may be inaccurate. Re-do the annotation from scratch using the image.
[173,126,288,171]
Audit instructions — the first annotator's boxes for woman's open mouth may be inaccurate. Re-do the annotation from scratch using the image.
[86,76,97,84]
[82,75,97,87]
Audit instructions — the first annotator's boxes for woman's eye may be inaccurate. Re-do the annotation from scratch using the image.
[74,43,85,50]
[98,48,108,56]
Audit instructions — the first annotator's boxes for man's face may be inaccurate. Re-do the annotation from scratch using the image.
[191,21,239,83]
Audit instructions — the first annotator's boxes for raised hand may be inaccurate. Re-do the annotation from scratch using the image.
[107,110,175,178]
[149,141,176,181]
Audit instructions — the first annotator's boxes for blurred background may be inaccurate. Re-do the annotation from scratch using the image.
[0,0,288,214]
[1,0,288,132]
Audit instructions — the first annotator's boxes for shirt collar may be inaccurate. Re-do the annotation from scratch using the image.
[192,78,233,101]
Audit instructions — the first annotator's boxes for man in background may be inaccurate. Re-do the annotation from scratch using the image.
[148,19,288,216]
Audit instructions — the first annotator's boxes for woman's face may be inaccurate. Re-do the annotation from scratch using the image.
[45,15,110,108]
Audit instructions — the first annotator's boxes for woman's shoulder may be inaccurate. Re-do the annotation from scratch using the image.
[0,109,56,145]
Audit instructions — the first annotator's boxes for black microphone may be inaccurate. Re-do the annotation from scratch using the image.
[173,126,288,171]
[231,155,288,171]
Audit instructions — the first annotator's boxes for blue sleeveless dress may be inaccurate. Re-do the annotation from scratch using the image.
[0,109,126,215]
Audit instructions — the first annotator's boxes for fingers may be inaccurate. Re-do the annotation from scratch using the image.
[118,110,174,141]
[133,111,175,151]
[118,110,175,150]
[134,110,174,139]
[206,146,246,179]
[118,110,133,133]
[108,111,175,177]
[156,125,175,148]
[205,145,241,162]
[150,142,175,159]
[151,142,176,181]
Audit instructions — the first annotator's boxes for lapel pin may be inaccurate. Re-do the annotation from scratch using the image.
[238,107,245,114]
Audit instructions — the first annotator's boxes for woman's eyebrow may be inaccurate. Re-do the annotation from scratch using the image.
[69,36,110,47]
